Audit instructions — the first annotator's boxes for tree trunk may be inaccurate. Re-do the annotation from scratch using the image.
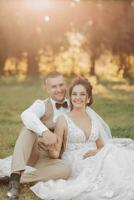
[118,54,130,78]
[122,62,130,78]
[0,55,6,77]
[27,51,38,77]
[90,55,96,76]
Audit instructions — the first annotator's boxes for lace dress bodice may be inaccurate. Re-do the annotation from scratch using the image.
[63,114,99,152]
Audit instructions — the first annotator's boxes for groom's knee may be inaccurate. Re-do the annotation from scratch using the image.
[58,160,71,179]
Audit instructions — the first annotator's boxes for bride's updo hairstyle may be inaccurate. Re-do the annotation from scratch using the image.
[69,77,93,110]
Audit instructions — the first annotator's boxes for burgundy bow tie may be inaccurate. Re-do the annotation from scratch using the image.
[55,101,68,109]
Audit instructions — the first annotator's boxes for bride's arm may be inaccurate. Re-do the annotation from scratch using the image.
[48,116,67,158]
[96,135,104,150]
[83,135,104,159]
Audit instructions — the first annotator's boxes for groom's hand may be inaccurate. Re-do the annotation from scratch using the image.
[38,130,57,151]
[42,130,58,145]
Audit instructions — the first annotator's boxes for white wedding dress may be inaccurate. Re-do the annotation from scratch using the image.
[1,108,134,200]
[30,113,134,200]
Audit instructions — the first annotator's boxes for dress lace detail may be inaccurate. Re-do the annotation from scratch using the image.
[63,114,99,151]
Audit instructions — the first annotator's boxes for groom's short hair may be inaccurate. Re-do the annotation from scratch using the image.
[44,71,63,83]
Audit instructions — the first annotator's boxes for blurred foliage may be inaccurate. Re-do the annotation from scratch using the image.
[2,31,134,81]
[0,0,134,80]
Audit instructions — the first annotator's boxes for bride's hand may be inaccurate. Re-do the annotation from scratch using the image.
[83,149,98,159]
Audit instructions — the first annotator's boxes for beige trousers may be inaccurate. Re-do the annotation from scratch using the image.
[11,127,71,184]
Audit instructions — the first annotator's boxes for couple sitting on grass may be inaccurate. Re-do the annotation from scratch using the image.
[0,71,134,200]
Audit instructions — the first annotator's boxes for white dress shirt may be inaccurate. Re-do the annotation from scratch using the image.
[21,98,70,136]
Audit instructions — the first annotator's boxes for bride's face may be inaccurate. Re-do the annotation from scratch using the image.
[71,84,90,109]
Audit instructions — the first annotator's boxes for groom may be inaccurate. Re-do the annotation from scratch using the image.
[4,71,71,199]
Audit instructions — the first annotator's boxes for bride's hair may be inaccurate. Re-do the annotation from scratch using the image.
[69,77,93,110]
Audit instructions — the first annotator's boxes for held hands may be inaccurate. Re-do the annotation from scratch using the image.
[38,130,58,151]
[83,149,98,159]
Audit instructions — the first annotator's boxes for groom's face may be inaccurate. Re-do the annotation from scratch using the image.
[46,75,66,102]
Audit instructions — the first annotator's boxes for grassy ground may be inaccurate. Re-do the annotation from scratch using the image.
[0,78,134,199]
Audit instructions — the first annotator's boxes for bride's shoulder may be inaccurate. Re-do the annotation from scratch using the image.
[56,114,67,125]
[55,115,68,132]
[55,115,68,134]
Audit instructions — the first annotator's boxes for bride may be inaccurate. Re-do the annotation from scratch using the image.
[31,77,134,200]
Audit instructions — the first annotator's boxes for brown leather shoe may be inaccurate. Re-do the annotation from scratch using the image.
[0,176,9,184]
[7,180,20,200]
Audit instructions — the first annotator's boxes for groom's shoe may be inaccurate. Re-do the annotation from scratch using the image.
[7,180,20,200]
[7,173,21,200]
[0,176,9,184]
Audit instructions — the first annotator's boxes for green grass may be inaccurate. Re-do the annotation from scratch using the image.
[0,78,134,199]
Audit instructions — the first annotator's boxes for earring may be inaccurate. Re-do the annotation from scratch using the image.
[87,99,90,103]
